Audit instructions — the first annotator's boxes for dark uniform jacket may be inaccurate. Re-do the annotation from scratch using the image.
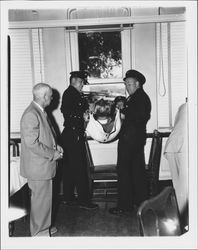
[61,85,89,134]
[120,87,151,145]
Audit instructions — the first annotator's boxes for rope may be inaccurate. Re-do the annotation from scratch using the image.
[38,28,43,82]
[158,23,166,97]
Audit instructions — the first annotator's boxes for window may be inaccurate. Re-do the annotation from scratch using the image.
[78,31,122,81]
[65,8,132,100]
[77,29,126,100]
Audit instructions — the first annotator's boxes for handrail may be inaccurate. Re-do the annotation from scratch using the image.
[10,131,171,143]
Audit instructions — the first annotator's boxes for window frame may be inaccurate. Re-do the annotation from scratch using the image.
[78,27,124,84]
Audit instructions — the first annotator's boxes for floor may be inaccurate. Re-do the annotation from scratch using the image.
[10,180,173,237]
[11,196,140,237]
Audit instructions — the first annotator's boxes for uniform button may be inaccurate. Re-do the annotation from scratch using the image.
[53,145,56,149]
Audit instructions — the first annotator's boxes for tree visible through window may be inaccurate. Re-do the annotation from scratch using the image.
[78,31,122,80]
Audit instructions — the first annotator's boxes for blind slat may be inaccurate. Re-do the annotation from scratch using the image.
[156,21,187,129]
[9,29,44,133]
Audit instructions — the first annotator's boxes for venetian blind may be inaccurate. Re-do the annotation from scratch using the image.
[156,21,187,129]
[9,29,44,133]
[170,22,187,123]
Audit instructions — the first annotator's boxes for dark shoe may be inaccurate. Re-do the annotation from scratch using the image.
[49,226,57,236]
[79,202,99,210]
[109,207,133,215]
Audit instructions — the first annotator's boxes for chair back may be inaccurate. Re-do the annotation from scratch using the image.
[10,139,20,157]
[137,186,182,236]
[85,139,95,194]
[9,138,29,236]
[147,130,163,197]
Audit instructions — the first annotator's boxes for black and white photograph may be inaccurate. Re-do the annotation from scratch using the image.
[0,1,197,249]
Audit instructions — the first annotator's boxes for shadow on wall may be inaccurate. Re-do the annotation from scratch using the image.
[46,88,63,217]
[46,88,61,143]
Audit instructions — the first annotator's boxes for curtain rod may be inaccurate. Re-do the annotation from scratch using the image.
[9,14,185,29]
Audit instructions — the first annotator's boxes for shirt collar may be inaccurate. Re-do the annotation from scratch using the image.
[33,101,44,113]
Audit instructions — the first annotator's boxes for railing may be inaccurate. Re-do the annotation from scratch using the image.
[10,131,171,198]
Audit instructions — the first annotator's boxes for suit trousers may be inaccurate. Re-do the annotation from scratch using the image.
[28,179,52,236]
[117,137,148,209]
[61,128,90,203]
[164,152,188,226]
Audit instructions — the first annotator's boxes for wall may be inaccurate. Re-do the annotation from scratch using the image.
[41,17,158,134]
[35,10,171,179]
[9,7,185,134]
[42,28,67,133]
[10,7,177,179]
[132,22,171,178]
[133,23,157,132]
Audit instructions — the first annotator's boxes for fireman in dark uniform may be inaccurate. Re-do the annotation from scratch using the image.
[109,70,151,215]
[60,71,98,210]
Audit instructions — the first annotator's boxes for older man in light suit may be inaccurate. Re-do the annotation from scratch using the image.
[20,83,63,236]
[164,102,188,228]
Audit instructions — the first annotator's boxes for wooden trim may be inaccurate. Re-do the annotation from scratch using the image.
[9,14,185,29]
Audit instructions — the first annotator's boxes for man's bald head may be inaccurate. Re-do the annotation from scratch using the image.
[33,83,51,100]
[33,83,53,108]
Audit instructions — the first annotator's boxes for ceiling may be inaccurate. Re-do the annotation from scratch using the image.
[9,7,185,22]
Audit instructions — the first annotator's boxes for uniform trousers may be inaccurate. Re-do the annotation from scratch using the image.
[117,135,148,209]
[28,179,52,236]
[61,128,90,203]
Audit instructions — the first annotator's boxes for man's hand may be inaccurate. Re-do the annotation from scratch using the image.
[53,150,62,161]
[57,145,63,154]
[53,145,64,161]
[83,111,90,122]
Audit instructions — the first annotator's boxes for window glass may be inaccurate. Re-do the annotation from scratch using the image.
[78,31,122,81]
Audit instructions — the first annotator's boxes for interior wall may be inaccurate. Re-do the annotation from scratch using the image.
[133,23,157,132]
[9,7,185,134]
[10,7,182,179]
[42,28,66,133]
[41,25,158,133]
[39,11,170,178]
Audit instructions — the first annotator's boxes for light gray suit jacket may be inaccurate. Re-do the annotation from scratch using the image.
[20,101,57,180]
